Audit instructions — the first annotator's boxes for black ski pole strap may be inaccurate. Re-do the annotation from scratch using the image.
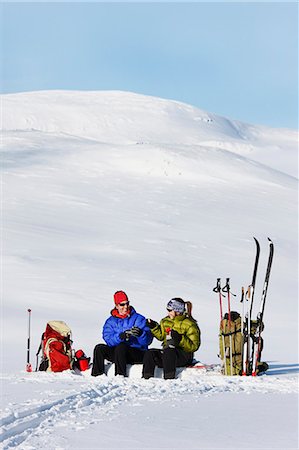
[221,330,240,337]
[222,284,237,297]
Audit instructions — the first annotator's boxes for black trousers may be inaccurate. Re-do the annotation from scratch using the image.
[91,342,145,377]
[142,348,193,379]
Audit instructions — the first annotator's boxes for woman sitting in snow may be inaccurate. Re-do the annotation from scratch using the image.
[142,298,201,380]
[91,290,153,377]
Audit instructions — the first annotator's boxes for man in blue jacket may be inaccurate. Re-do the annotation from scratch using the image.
[91,290,152,377]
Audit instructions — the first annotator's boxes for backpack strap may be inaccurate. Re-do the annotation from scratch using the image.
[35,333,44,372]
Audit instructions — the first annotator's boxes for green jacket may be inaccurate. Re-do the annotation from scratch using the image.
[150,314,201,353]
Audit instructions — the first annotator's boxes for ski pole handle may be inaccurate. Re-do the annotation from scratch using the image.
[26,309,32,372]
[213,278,224,320]
[240,287,245,303]
[212,278,221,293]
[222,278,236,297]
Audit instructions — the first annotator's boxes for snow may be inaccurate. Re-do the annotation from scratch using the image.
[1,368,298,449]
[1,90,298,449]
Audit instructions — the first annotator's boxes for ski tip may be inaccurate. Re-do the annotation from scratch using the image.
[267,237,273,244]
[253,237,260,247]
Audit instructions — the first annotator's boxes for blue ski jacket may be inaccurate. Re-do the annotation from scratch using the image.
[103,307,153,350]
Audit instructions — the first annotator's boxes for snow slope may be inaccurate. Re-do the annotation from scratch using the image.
[1,90,298,449]
[3,90,297,177]
[1,368,298,449]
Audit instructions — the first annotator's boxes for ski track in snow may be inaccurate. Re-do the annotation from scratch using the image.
[1,370,297,449]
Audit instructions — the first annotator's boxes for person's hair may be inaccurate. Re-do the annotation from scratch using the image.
[184,300,197,322]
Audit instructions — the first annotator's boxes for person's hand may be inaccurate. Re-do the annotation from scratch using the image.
[146,319,158,329]
[164,338,175,349]
[130,326,142,337]
[119,330,131,341]
[171,330,182,347]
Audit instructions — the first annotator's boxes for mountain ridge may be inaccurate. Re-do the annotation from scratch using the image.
[2,90,298,177]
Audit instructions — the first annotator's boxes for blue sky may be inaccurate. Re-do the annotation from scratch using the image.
[1,2,298,128]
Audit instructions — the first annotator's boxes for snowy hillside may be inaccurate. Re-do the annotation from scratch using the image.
[3,90,298,177]
[1,90,298,449]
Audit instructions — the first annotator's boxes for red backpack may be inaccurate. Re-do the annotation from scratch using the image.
[37,321,73,372]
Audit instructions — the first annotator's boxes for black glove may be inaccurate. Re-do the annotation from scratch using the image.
[171,330,182,347]
[146,319,158,329]
[119,330,131,341]
[164,338,176,349]
[130,326,142,337]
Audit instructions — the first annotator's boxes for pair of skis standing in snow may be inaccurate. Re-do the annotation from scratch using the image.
[214,237,274,376]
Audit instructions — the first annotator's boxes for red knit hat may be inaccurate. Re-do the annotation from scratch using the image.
[114,290,129,305]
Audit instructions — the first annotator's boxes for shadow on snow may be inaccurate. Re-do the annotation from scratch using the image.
[266,362,299,376]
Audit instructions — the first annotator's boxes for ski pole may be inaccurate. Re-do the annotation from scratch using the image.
[228,280,233,376]
[213,278,227,375]
[240,287,245,335]
[26,308,32,372]
[222,278,233,375]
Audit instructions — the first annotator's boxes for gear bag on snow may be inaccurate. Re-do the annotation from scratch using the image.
[73,349,90,372]
[219,312,269,376]
[219,311,243,376]
[36,321,73,372]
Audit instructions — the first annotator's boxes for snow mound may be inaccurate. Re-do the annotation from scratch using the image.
[2,90,250,143]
